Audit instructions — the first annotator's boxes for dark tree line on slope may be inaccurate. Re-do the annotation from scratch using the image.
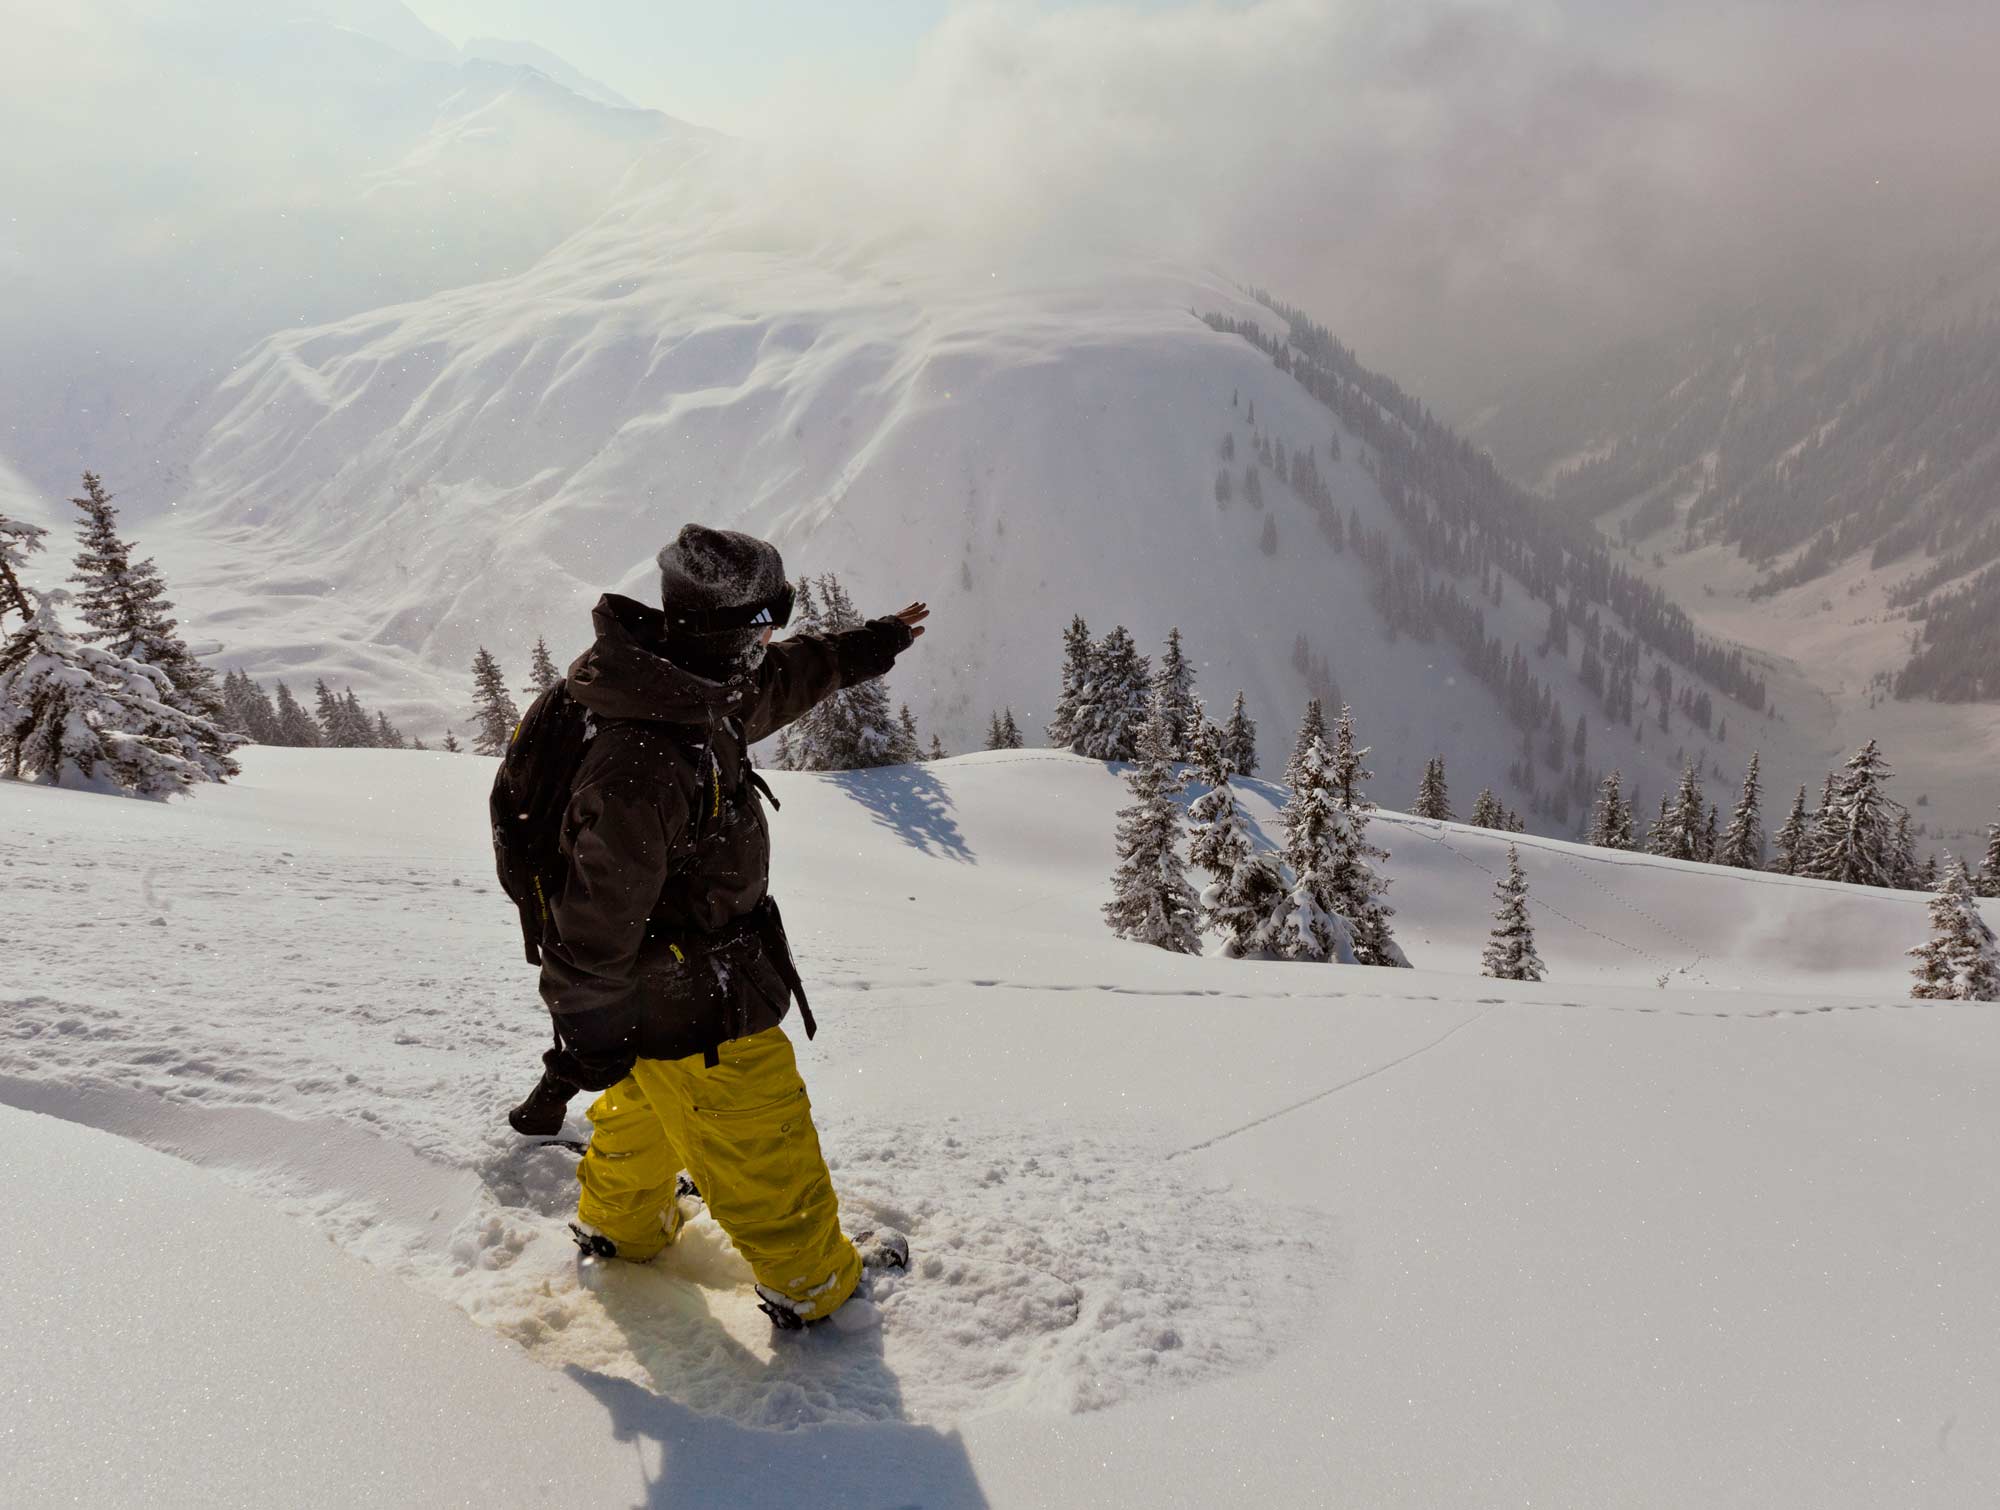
[1201,306,1768,719]
[219,669,418,750]
[0,474,237,796]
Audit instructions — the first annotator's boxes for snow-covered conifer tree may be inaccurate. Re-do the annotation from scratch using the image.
[1805,771,1840,870]
[340,689,377,747]
[1890,811,1919,890]
[1268,702,1365,964]
[1715,753,1765,870]
[272,681,321,747]
[1481,846,1545,982]
[524,635,562,700]
[894,704,923,764]
[1587,771,1635,850]
[1701,802,1720,863]
[1469,787,1506,829]
[0,589,232,795]
[1412,756,1453,821]
[786,574,903,769]
[441,732,462,753]
[984,711,1005,751]
[999,708,1022,749]
[1102,689,1201,953]
[373,710,405,749]
[927,733,946,761]
[1649,766,1707,861]
[1046,614,1093,749]
[1222,690,1257,778]
[1320,704,1403,965]
[221,669,281,745]
[1770,785,1810,874]
[1072,625,1151,761]
[1978,808,2000,900]
[1909,858,2000,1001]
[467,648,520,757]
[1153,627,1198,761]
[1285,699,1327,788]
[66,472,230,757]
[1187,716,1285,957]
[0,508,47,625]
[1808,740,1905,887]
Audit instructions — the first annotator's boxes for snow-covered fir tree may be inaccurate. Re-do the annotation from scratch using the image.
[221,669,281,745]
[894,704,923,764]
[1701,802,1720,864]
[1481,845,1545,982]
[1101,688,1201,953]
[1805,770,1841,868]
[1321,704,1404,965]
[1269,701,1365,964]
[1649,764,1707,862]
[1411,756,1453,821]
[1468,787,1506,829]
[1152,627,1198,761]
[1806,740,1905,888]
[1187,716,1286,957]
[786,574,904,770]
[0,508,47,624]
[1070,625,1151,761]
[999,708,1022,748]
[524,635,562,700]
[1978,808,2000,900]
[1045,614,1093,749]
[467,648,520,757]
[1715,753,1765,870]
[272,681,321,747]
[927,733,946,761]
[1222,690,1257,778]
[1908,858,2000,1001]
[66,471,234,772]
[373,710,406,750]
[1587,770,1635,850]
[0,588,233,795]
[1770,785,1810,875]
[1890,811,1919,891]
[441,732,462,753]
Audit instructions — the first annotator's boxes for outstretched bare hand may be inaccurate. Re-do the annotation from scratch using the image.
[891,601,930,640]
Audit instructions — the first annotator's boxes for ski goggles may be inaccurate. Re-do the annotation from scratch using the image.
[665,580,796,636]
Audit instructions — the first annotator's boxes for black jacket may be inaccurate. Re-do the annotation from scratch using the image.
[537,593,911,1067]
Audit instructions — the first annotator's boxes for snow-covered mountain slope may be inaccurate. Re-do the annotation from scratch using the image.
[0,0,686,499]
[5,749,1997,1506]
[133,150,1773,836]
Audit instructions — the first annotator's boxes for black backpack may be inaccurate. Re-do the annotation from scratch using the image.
[490,681,600,965]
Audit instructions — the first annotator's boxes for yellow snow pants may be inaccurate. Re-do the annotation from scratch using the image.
[574,1025,862,1319]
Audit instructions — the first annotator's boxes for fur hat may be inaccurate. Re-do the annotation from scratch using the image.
[656,525,787,675]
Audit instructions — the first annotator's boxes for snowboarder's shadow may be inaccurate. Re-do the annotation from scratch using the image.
[828,766,972,862]
[570,1325,990,1509]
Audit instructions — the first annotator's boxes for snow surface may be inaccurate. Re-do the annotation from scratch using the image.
[5,747,1998,1506]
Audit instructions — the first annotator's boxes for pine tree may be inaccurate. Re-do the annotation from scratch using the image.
[893,703,923,764]
[1770,785,1810,874]
[1222,690,1257,778]
[1412,756,1453,821]
[221,669,282,745]
[1890,811,1919,890]
[1979,808,2000,899]
[1807,740,1905,887]
[1469,788,1506,829]
[1805,771,1840,869]
[441,732,463,753]
[927,733,945,761]
[1481,846,1545,982]
[1650,764,1706,861]
[0,508,47,625]
[1270,710,1363,964]
[524,635,562,700]
[340,689,377,748]
[985,711,1006,751]
[1187,717,1287,957]
[1588,771,1635,849]
[467,648,520,757]
[374,710,405,750]
[272,681,322,747]
[1315,704,1402,964]
[1071,625,1151,761]
[1326,704,1371,815]
[1152,627,1198,761]
[1701,802,1719,863]
[1715,753,1765,870]
[786,574,904,770]
[66,471,233,772]
[0,589,233,795]
[1909,858,2000,1001]
[1102,689,1201,953]
[1046,614,1093,749]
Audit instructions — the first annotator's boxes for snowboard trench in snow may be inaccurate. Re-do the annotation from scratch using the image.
[2,747,1997,1507]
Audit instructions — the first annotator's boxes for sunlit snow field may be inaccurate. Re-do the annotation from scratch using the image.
[5,748,1997,1507]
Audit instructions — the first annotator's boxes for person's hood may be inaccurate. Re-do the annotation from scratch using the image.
[565,594,754,728]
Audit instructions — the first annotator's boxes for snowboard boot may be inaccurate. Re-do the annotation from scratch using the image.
[568,1222,619,1261]
[508,1067,579,1137]
[757,1229,910,1332]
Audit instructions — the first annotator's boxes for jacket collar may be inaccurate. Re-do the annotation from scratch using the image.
[566,594,753,728]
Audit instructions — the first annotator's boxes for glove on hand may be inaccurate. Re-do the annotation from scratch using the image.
[844,616,916,681]
[543,1044,635,1093]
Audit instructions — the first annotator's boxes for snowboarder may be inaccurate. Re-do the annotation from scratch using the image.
[507,525,927,1329]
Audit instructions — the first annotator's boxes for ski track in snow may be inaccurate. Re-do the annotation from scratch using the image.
[1,802,1320,1429]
